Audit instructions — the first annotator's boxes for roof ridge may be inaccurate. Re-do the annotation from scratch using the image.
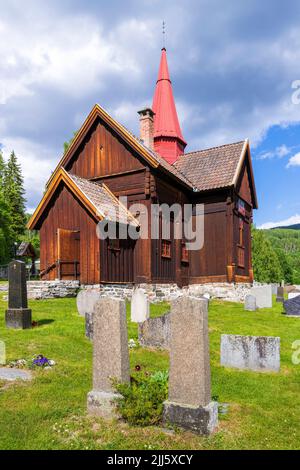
[181,140,246,157]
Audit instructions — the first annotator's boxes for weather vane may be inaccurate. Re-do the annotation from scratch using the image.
[162,20,166,48]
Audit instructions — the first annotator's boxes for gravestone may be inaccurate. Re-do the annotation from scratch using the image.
[276,286,284,303]
[76,289,101,317]
[163,296,218,435]
[5,260,32,329]
[131,288,149,323]
[0,367,32,381]
[244,295,256,311]
[288,290,300,300]
[221,334,280,372]
[85,312,93,340]
[250,285,272,309]
[283,296,300,317]
[271,284,279,296]
[87,297,130,418]
[138,313,170,349]
[0,341,5,365]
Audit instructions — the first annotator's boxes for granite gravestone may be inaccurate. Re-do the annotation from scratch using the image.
[138,313,171,349]
[276,286,284,303]
[244,295,257,311]
[163,296,218,435]
[76,289,101,317]
[131,288,150,323]
[283,296,300,317]
[87,297,130,418]
[5,261,32,329]
[251,285,272,309]
[221,334,280,372]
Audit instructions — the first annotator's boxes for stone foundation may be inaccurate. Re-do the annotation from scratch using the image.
[25,280,252,302]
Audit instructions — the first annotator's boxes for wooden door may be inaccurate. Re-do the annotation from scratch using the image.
[57,229,80,280]
[100,236,135,283]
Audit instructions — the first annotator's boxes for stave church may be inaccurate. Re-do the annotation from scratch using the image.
[28,48,258,286]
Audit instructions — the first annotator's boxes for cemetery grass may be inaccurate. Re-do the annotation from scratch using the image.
[0,293,299,450]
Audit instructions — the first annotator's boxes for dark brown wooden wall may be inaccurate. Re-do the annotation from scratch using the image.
[66,119,144,179]
[39,183,100,284]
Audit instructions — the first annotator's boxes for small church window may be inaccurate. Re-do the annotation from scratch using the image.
[162,240,171,259]
[239,219,244,247]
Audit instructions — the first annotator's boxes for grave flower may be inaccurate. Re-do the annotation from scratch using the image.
[32,354,55,368]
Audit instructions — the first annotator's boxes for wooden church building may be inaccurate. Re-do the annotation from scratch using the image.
[28,48,258,286]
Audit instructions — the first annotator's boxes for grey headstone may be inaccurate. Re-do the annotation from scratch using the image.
[138,313,170,349]
[276,286,284,303]
[76,289,101,317]
[85,312,94,340]
[244,295,257,311]
[251,285,272,309]
[131,288,149,323]
[87,297,130,418]
[5,261,31,329]
[221,334,280,372]
[271,284,279,296]
[163,296,218,435]
[283,296,300,317]
[0,367,32,381]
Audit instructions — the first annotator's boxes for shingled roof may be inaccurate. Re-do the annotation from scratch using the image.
[173,140,247,192]
[68,173,139,226]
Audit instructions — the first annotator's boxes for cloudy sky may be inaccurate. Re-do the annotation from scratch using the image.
[1,0,300,228]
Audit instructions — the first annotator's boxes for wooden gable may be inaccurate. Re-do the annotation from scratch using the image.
[235,144,258,209]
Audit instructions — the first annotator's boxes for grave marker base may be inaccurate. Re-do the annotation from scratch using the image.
[87,390,122,419]
[5,308,32,329]
[163,400,218,435]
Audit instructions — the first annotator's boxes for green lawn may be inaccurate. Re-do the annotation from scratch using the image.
[0,289,299,450]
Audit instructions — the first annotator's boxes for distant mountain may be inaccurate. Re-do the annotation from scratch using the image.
[272,224,300,230]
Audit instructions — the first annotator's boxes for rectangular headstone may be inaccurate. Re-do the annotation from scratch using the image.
[163,296,218,435]
[76,289,101,317]
[221,334,280,372]
[276,286,284,303]
[288,291,300,300]
[131,288,150,323]
[251,285,272,309]
[5,260,32,329]
[87,297,130,418]
[284,296,300,317]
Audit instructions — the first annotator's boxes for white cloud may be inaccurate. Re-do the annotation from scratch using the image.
[258,214,300,230]
[287,152,300,168]
[256,144,292,160]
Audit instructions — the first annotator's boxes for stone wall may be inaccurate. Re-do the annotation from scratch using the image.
[26,280,80,300]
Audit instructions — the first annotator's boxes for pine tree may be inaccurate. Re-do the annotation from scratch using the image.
[4,151,27,242]
[0,150,12,262]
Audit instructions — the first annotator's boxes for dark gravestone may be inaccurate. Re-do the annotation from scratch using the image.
[5,261,32,329]
[283,296,300,317]
[276,286,284,303]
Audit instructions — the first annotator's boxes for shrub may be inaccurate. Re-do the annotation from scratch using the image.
[113,370,169,426]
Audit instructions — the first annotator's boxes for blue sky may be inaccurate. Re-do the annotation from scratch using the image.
[0,0,300,228]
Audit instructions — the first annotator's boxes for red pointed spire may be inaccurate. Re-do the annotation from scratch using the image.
[152,48,186,164]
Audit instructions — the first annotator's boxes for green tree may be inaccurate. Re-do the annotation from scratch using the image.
[252,227,283,283]
[0,151,13,262]
[4,151,27,242]
[276,248,293,284]
[63,130,78,154]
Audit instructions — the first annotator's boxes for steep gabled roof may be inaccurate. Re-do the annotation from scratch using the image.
[46,104,193,191]
[173,139,258,208]
[28,168,139,230]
